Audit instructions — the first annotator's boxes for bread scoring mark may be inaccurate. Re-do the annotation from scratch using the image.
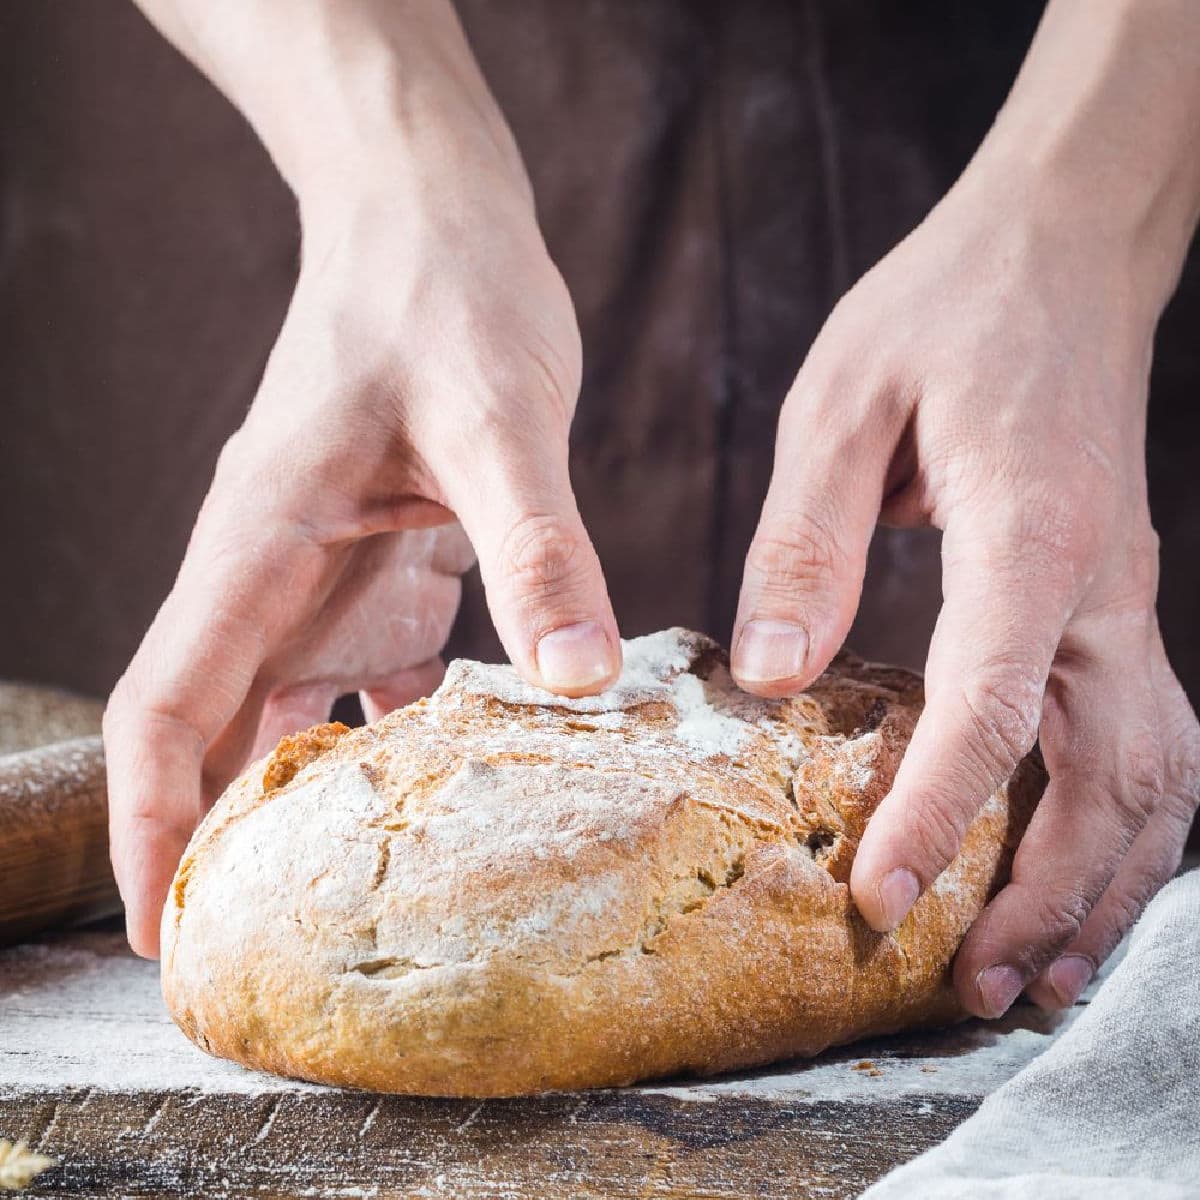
[582,855,747,964]
[347,955,444,979]
[577,799,757,966]
[639,854,747,946]
[370,838,391,890]
[261,722,351,794]
[378,765,457,833]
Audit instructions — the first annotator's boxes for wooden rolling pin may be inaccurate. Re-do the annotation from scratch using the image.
[0,683,121,945]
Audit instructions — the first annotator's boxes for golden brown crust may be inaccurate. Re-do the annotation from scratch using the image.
[260,722,350,793]
[161,630,1042,1097]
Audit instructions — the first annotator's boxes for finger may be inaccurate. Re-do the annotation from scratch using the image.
[1022,802,1185,1010]
[1026,636,1198,1009]
[427,521,477,577]
[102,709,206,963]
[730,385,898,697]
[952,613,1162,1017]
[247,683,341,764]
[440,425,620,697]
[104,518,323,958]
[220,527,465,773]
[272,527,459,723]
[361,657,446,722]
[200,676,273,803]
[851,499,1088,932]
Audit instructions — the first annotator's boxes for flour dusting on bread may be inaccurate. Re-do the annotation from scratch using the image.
[446,628,805,763]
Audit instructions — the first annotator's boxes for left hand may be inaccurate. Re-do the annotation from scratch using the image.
[729,168,1200,1018]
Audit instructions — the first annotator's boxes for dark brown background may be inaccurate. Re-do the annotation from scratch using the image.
[1,2,1197,767]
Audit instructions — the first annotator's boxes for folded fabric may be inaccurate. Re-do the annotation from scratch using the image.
[863,870,1200,1200]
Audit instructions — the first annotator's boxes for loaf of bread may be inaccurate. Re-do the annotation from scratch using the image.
[162,629,1042,1096]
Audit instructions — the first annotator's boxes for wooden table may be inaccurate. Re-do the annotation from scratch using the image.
[0,917,1093,1199]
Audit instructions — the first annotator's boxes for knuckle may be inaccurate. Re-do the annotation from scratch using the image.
[1163,719,1200,784]
[1111,739,1163,829]
[1101,886,1150,941]
[745,513,842,601]
[103,656,207,752]
[964,488,1097,588]
[522,331,581,421]
[1029,492,1092,559]
[102,667,160,738]
[1012,488,1097,567]
[1027,886,1091,950]
[959,664,1042,777]
[1160,704,1200,811]
[904,795,971,878]
[450,345,579,453]
[498,513,590,605]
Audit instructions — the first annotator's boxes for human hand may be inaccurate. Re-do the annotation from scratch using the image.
[730,160,1200,1017]
[105,136,619,957]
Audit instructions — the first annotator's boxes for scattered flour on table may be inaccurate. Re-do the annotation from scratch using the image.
[640,1021,1069,1104]
[0,937,321,1096]
[0,930,1117,1100]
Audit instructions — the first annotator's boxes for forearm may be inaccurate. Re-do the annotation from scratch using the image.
[131,0,529,209]
[958,0,1200,318]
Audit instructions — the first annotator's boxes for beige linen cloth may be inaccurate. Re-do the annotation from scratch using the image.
[864,871,1200,1199]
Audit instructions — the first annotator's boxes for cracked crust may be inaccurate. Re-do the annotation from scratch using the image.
[160,629,1043,1097]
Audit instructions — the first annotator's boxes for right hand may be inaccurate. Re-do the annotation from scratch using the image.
[104,150,620,957]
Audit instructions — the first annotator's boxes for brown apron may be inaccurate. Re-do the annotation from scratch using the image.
[2,0,1197,719]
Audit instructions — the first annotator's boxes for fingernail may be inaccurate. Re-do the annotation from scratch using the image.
[877,867,921,929]
[733,620,809,684]
[535,621,616,692]
[1046,955,1093,1007]
[976,964,1024,1018]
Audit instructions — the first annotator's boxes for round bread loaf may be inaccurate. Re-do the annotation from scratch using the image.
[161,629,1043,1096]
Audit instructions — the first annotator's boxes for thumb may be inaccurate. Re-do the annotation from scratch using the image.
[443,431,621,697]
[731,404,891,697]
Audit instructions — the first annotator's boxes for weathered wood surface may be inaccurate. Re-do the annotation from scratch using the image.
[1,1088,977,1199]
[0,920,1096,1199]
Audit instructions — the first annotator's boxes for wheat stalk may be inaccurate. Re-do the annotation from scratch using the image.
[0,1140,55,1192]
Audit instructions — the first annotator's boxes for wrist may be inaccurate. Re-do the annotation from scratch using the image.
[290,104,535,243]
[942,0,1200,325]
[175,0,532,225]
[959,131,1197,328]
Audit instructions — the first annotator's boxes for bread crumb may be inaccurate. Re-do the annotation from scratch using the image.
[852,1059,876,1071]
